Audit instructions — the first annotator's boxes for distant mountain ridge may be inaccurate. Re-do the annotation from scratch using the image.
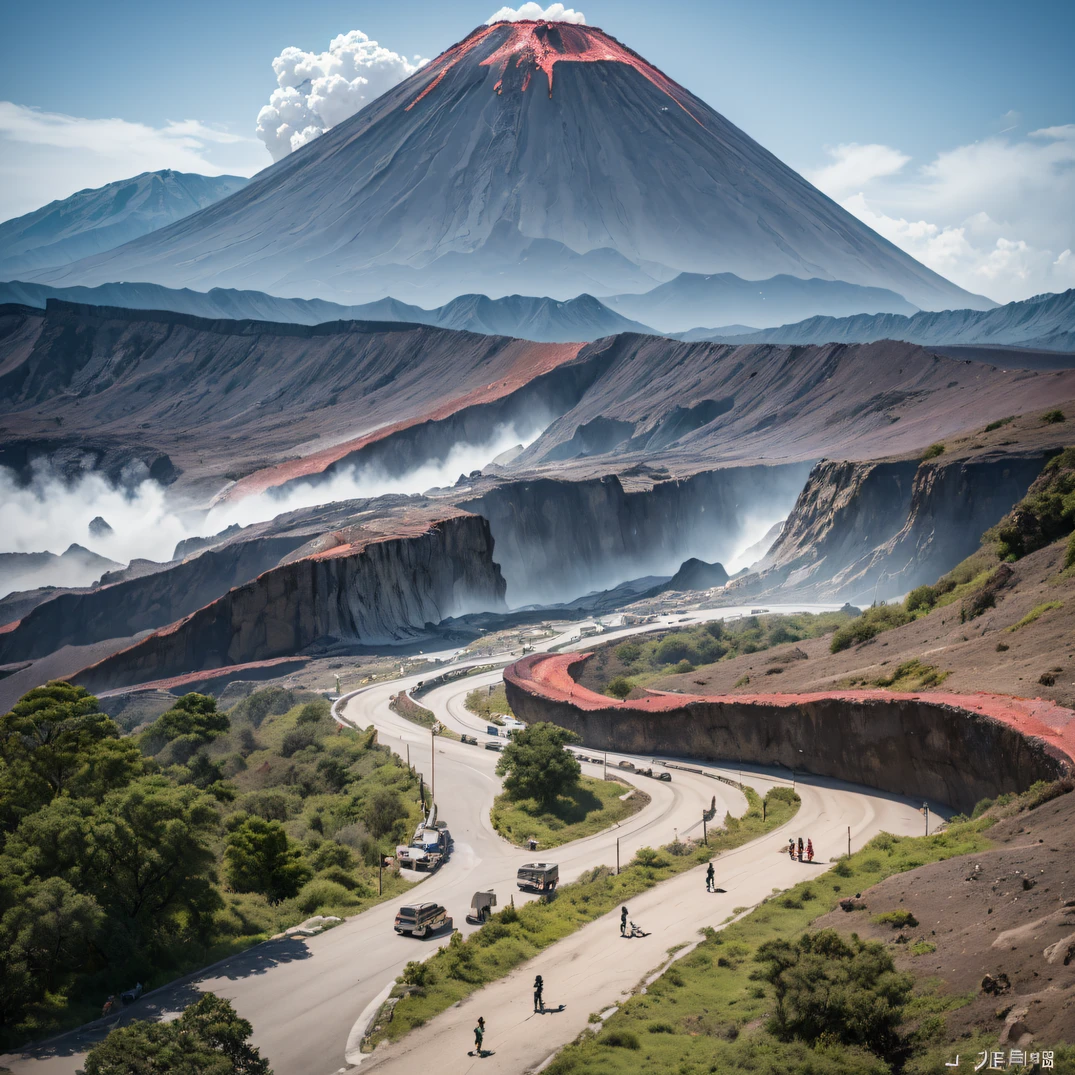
[606,272,924,332]
[0,171,248,277]
[677,289,1075,352]
[0,280,654,344]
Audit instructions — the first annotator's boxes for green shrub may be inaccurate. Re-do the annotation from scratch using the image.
[985,416,1015,432]
[290,878,354,916]
[830,604,912,652]
[904,585,936,613]
[922,442,945,459]
[1043,409,1065,424]
[599,1030,640,1049]
[873,909,919,929]
[605,676,634,699]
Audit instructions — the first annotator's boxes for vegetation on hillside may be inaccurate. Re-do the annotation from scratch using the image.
[584,612,856,697]
[830,447,1075,654]
[0,683,423,1046]
[495,722,582,810]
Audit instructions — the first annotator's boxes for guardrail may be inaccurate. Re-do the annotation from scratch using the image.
[411,664,501,698]
[662,760,748,794]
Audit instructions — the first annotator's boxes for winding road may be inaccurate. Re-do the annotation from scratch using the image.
[0,607,940,1075]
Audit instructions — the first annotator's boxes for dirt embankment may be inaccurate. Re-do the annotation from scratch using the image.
[504,652,1074,813]
[814,786,1075,1046]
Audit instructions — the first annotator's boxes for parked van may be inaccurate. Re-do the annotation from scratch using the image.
[517,862,559,893]
[394,902,452,937]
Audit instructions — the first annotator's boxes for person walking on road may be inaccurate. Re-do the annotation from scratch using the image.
[797,836,804,862]
[620,906,629,937]
[788,838,796,860]
[705,862,715,892]
[534,975,544,1013]
[806,838,814,863]
[472,1016,485,1056]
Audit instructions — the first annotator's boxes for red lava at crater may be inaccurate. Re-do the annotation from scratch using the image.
[408,20,704,124]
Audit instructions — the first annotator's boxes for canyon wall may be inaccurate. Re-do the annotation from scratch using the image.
[736,451,1051,602]
[505,654,1073,814]
[75,513,505,693]
[461,463,812,605]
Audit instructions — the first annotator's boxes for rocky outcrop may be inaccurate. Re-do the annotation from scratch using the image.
[0,535,306,662]
[734,451,1051,602]
[75,513,506,692]
[505,653,1075,814]
[461,464,812,605]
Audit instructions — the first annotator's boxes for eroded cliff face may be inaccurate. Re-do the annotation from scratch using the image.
[0,535,306,663]
[75,513,505,692]
[735,452,1050,602]
[505,663,1070,814]
[461,463,812,605]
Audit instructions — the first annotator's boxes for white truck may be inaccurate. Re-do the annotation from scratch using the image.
[397,820,451,871]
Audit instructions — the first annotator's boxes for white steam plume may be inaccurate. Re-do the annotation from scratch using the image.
[256,31,429,162]
[487,3,586,24]
[0,423,540,594]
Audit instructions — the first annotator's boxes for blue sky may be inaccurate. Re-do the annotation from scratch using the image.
[2,0,1074,300]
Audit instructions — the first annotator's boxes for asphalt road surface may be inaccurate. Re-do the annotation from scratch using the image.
[2,604,940,1075]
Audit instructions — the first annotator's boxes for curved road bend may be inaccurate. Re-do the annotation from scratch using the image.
[4,603,899,1075]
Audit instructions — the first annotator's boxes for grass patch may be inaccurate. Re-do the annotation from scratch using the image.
[870,659,949,690]
[365,785,800,1050]
[464,684,514,724]
[1008,600,1063,631]
[490,776,648,849]
[543,817,1000,1075]
[984,416,1015,432]
[921,442,945,459]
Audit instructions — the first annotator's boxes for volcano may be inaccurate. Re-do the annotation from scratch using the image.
[35,21,987,310]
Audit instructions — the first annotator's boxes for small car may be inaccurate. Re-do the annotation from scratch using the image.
[484,741,504,751]
[394,902,452,937]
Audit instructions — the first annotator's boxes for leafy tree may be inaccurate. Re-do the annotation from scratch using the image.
[614,642,641,664]
[225,816,311,903]
[655,635,701,666]
[81,992,271,1075]
[605,676,634,700]
[151,694,229,747]
[0,682,141,831]
[363,788,406,838]
[755,929,913,1056]
[495,722,581,810]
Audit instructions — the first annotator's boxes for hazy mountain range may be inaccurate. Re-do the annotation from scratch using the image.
[0,170,247,277]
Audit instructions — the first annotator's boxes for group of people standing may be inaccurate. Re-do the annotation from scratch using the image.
[788,836,814,862]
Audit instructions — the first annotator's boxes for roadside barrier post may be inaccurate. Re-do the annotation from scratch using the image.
[847,826,851,858]
[616,837,620,875]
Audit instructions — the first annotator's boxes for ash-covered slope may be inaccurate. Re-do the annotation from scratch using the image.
[0,301,584,493]
[681,288,1075,352]
[0,281,654,343]
[517,335,1075,468]
[35,21,983,311]
[0,171,247,277]
[607,273,919,333]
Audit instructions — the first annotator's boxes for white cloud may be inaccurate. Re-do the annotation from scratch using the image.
[486,3,586,24]
[0,102,264,223]
[809,125,1075,304]
[256,31,428,162]
[807,143,910,200]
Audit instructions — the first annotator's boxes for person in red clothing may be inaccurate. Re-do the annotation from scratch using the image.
[806,838,814,862]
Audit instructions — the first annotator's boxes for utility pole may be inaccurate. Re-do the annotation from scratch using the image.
[406,743,410,769]
[847,826,851,858]
[603,751,608,780]
[378,857,383,895]
[924,803,930,836]
[616,837,620,875]
[431,724,436,808]
[702,813,708,845]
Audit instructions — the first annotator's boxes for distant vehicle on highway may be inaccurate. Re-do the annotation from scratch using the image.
[396,824,450,870]
[517,862,559,893]
[460,734,478,745]
[394,902,452,937]
[484,740,504,751]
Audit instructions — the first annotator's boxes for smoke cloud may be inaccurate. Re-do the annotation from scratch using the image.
[256,31,428,162]
[486,3,586,24]
[0,423,539,597]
